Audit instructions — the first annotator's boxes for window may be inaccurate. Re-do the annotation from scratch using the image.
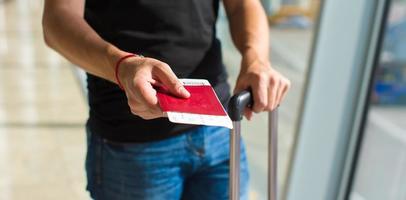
[350,1,406,199]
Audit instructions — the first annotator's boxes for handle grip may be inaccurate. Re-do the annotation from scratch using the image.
[228,90,253,121]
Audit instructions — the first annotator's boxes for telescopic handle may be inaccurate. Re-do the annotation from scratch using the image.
[228,89,278,200]
[268,109,278,200]
[228,90,253,121]
[228,90,252,200]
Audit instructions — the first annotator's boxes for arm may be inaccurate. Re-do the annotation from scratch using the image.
[42,0,189,119]
[223,0,291,119]
[42,0,121,82]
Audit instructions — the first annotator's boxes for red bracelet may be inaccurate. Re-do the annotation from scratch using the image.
[114,54,138,90]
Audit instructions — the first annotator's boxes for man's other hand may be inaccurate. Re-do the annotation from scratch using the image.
[117,56,190,120]
[234,51,291,120]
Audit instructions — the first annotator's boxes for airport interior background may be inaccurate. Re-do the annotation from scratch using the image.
[0,0,405,199]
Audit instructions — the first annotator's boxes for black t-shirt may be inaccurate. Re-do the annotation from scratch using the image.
[84,0,230,142]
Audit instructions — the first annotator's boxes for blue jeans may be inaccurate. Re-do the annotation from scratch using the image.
[85,125,249,200]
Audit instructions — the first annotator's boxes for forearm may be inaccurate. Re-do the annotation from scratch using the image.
[42,4,127,83]
[225,0,270,65]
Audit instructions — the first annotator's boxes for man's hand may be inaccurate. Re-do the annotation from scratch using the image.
[223,0,290,120]
[234,51,290,120]
[117,56,190,120]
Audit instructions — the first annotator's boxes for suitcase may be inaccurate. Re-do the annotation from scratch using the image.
[228,90,278,200]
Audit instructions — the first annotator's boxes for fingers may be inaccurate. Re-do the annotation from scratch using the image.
[133,78,159,106]
[233,76,248,95]
[267,77,279,111]
[275,78,291,108]
[151,61,190,98]
[243,108,253,121]
[267,75,290,111]
[123,58,188,120]
[251,74,268,113]
[234,67,291,119]
[129,101,163,120]
[127,78,163,119]
[127,95,164,120]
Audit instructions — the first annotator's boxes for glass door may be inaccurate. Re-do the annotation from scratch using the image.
[349,1,406,199]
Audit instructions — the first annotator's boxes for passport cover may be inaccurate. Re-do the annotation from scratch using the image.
[156,85,227,116]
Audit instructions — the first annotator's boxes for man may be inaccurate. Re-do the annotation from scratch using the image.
[42,0,290,199]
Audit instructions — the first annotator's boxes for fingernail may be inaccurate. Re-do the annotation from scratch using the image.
[180,87,190,97]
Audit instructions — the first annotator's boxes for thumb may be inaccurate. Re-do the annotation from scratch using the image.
[154,63,190,98]
[233,78,249,95]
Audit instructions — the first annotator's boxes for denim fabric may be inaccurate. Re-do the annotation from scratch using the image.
[85,125,249,200]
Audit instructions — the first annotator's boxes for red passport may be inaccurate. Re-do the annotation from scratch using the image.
[157,85,227,116]
[156,79,232,129]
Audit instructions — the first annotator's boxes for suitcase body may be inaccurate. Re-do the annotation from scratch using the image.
[228,90,278,200]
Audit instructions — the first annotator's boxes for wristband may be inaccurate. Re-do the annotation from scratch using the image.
[114,54,141,90]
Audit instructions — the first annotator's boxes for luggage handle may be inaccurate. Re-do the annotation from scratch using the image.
[228,90,253,121]
[228,90,278,200]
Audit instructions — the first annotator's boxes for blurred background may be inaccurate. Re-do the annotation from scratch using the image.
[0,0,404,199]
